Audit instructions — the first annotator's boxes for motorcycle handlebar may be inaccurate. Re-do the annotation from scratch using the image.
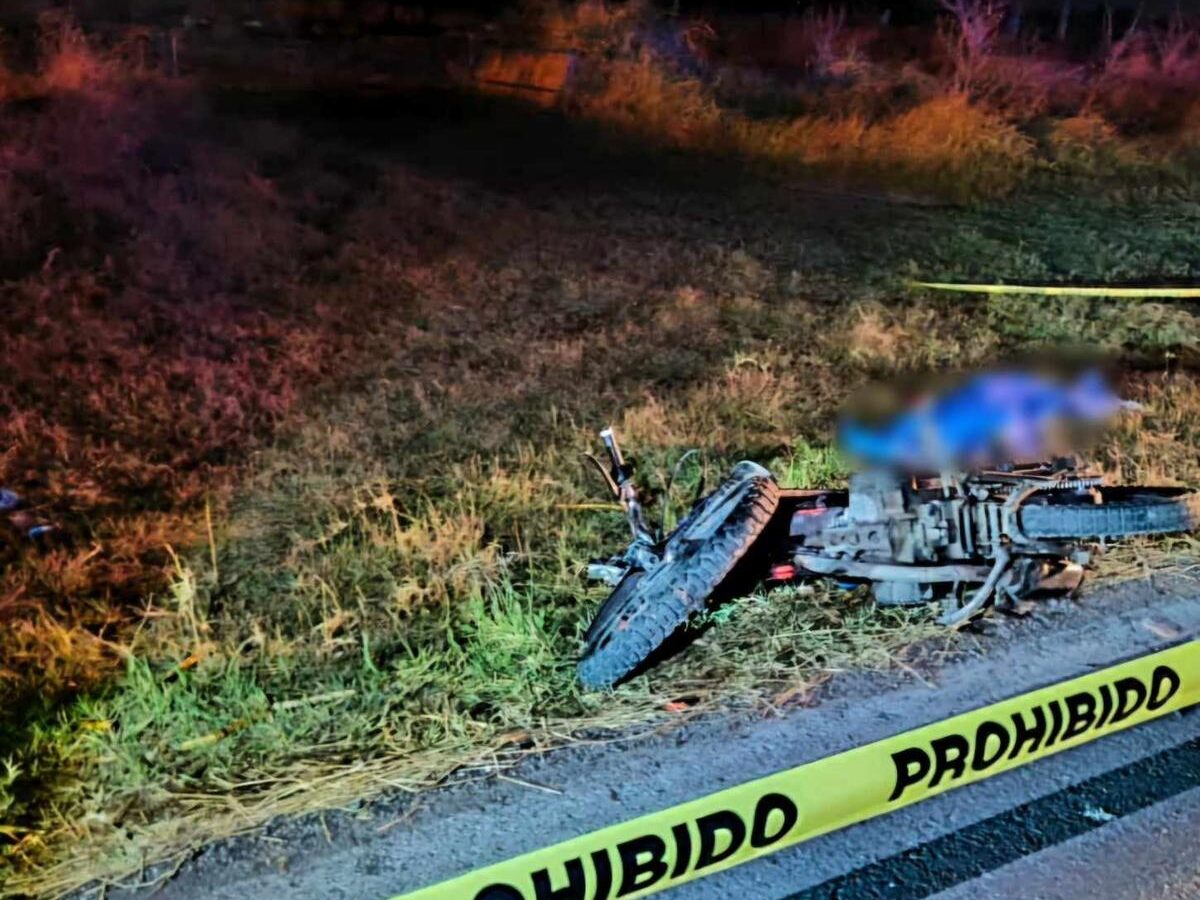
[600,427,625,471]
[599,426,637,492]
[598,426,655,543]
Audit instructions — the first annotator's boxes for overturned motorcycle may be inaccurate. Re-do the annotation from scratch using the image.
[577,377,1200,689]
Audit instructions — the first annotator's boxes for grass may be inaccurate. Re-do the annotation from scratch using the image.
[2,6,1200,895]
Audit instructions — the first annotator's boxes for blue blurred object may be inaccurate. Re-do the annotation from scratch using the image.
[0,489,59,542]
[839,370,1125,471]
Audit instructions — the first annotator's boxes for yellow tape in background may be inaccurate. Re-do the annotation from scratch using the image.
[909,281,1200,297]
[398,640,1199,900]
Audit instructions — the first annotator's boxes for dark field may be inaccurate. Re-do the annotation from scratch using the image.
[2,6,1200,895]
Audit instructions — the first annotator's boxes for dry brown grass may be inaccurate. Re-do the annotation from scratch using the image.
[792,92,1032,192]
[0,20,392,703]
[3,8,1200,896]
[568,55,1033,197]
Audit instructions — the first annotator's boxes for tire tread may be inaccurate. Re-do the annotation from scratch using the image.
[1021,489,1200,539]
[578,477,779,689]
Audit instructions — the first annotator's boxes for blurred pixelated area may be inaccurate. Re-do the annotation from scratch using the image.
[839,368,1131,471]
[1,2,1199,894]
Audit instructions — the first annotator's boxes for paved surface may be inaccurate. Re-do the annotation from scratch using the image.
[932,786,1200,900]
[102,580,1200,900]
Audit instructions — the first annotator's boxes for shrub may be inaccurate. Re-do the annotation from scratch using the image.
[936,0,1005,92]
[571,51,725,148]
[747,92,1032,197]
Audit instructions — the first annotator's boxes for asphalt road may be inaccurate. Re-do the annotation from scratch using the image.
[933,785,1200,900]
[103,580,1200,900]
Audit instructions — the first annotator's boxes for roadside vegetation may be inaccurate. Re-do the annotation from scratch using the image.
[2,4,1200,895]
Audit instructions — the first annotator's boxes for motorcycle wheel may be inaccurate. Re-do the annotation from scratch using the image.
[1019,486,1200,540]
[577,464,779,690]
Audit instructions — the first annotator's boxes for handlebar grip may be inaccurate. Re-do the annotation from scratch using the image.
[600,427,625,470]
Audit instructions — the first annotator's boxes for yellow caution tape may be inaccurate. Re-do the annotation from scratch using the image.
[396,640,1200,900]
[910,281,1200,297]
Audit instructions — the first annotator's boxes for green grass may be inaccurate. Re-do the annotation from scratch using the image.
[6,40,1200,897]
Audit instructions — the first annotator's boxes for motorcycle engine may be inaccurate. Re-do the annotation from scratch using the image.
[824,470,955,563]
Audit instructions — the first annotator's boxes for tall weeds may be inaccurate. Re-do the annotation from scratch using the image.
[503,2,1200,197]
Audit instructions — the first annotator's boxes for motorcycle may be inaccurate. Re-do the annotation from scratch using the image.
[577,426,1200,689]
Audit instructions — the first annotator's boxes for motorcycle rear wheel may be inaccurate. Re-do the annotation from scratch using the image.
[1019,486,1200,540]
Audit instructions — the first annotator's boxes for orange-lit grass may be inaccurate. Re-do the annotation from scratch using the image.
[512,2,1200,197]
[567,50,1032,198]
